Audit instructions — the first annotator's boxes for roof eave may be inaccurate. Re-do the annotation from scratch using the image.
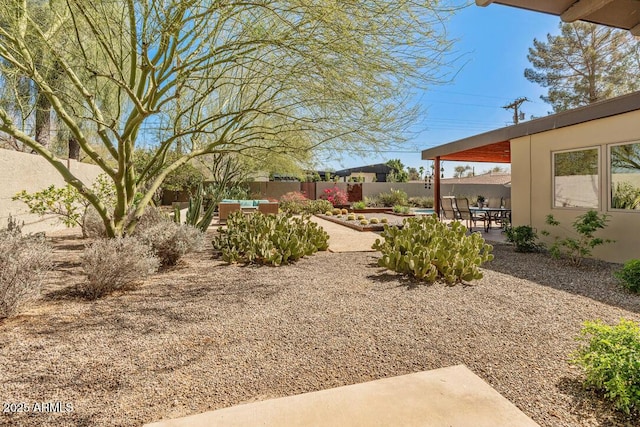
[422,91,640,160]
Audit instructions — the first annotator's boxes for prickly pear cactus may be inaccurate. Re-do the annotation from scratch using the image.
[372,215,493,284]
[212,211,329,266]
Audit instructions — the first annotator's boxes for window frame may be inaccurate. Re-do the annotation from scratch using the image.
[608,139,640,213]
[551,146,601,210]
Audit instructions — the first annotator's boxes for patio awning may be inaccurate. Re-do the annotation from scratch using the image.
[476,0,640,35]
[422,91,640,163]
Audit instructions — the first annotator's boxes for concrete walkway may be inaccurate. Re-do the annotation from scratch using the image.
[309,215,379,252]
[144,365,539,427]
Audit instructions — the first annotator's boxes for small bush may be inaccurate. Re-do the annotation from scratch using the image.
[212,212,329,266]
[372,215,493,284]
[303,199,333,215]
[381,218,388,223]
[377,189,408,207]
[360,219,369,225]
[325,211,333,216]
[81,237,159,299]
[352,201,366,210]
[136,221,204,266]
[571,319,640,415]
[346,214,356,221]
[615,259,640,293]
[504,225,542,253]
[322,186,348,207]
[370,218,380,224]
[543,211,613,266]
[392,205,410,214]
[364,196,380,207]
[357,214,366,220]
[408,196,434,208]
[0,225,52,318]
[82,206,108,238]
[332,208,342,215]
[279,191,309,214]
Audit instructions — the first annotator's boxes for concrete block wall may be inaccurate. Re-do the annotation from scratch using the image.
[0,149,102,234]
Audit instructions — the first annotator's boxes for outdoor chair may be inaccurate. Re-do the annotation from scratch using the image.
[487,197,502,208]
[218,202,241,222]
[258,202,279,215]
[454,197,487,232]
[440,197,459,220]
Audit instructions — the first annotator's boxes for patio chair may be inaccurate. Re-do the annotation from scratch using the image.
[258,202,279,215]
[454,197,487,232]
[440,197,459,220]
[218,202,241,222]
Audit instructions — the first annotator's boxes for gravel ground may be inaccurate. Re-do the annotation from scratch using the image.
[1,229,639,427]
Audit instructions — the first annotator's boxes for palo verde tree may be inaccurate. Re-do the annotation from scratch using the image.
[525,22,640,112]
[0,0,461,237]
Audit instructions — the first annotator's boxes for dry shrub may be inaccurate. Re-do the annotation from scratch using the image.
[136,222,204,266]
[80,237,159,299]
[82,206,108,238]
[133,208,204,266]
[0,229,52,318]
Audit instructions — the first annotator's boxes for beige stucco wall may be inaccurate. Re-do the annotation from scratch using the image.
[0,149,103,234]
[510,109,640,263]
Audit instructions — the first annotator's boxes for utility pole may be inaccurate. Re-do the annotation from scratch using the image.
[502,97,529,125]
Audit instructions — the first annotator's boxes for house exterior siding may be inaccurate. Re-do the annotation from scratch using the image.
[511,109,640,263]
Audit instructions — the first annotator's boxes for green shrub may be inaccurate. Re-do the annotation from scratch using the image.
[212,212,329,266]
[279,191,309,214]
[392,205,410,214]
[377,189,408,207]
[571,319,640,415]
[504,225,542,253]
[615,259,640,293]
[408,196,434,208]
[372,215,493,284]
[81,237,159,299]
[611,182,640,210]
[303,199,333,215]
[543,210,613,266]
[352,201,366,210]
[0,221,52,318]
[134,209,204,266]
[364,196,380,207]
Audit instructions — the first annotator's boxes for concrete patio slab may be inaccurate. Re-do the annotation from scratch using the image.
[144,365,539,427]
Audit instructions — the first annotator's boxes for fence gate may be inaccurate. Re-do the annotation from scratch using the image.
[300,182,316,200]
[347,183,363,202]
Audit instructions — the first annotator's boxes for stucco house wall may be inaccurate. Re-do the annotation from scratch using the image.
[511,109,640,263]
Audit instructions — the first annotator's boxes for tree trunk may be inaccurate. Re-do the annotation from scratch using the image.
[35,93,51,149]
[68,137,80,160]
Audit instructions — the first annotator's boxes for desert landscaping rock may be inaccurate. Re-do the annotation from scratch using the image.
[1,228,639,426]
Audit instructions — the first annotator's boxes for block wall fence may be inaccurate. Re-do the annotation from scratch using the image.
[0,149,102,234]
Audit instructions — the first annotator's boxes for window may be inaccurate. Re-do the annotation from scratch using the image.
[553,148,599,208]
[610,141,640,211]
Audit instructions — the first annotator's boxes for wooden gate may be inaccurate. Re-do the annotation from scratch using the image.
[347,183,362,202]
[300,182,316,200]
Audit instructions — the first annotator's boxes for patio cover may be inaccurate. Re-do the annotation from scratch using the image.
[421,91,640,216]
[476,0,640,35]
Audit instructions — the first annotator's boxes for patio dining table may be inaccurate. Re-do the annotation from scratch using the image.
[469,207,511,232]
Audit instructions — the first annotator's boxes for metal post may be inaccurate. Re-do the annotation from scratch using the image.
[434,156,441,218]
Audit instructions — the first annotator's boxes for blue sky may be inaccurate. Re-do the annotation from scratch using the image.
[318,3,563,178]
